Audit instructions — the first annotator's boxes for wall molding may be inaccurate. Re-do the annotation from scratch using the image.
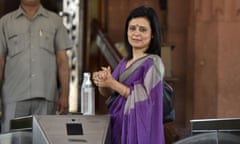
[194,0,240,22]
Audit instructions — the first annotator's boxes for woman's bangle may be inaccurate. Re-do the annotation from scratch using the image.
[121,86,129,97]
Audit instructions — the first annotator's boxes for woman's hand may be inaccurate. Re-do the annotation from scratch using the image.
[92,66,114,97]
[92,66,113,88]
[93,66,130,98]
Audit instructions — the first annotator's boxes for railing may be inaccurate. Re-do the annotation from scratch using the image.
[91,19,122,69]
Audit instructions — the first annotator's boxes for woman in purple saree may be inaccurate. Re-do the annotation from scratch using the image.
[93,6,165,144]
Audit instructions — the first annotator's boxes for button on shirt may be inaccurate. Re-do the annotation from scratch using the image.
[0,6,72,103]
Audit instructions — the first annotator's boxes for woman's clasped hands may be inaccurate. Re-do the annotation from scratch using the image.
[92,66,113,87]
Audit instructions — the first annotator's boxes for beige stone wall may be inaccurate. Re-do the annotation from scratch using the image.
[190,0,240,119]
[166,0,240,127]
[217,1,240,117]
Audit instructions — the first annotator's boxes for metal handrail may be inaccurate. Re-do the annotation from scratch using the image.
[91,19,122,68]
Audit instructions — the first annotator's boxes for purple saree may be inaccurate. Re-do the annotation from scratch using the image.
[109,55,165,144]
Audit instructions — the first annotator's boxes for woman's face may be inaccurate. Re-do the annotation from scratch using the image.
[127,17,152,52]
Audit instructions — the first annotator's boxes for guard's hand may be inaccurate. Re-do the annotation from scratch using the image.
[57,94,69,114]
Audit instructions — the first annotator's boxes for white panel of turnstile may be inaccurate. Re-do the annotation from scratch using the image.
[32,115,111,144]
[0,131,32,144]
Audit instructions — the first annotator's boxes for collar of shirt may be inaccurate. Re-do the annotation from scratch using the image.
[14,5,49,19]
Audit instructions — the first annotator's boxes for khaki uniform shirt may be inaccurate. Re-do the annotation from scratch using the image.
[0,6,72,103]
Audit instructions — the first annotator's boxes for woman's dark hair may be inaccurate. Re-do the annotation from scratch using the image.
[124,6,162,60]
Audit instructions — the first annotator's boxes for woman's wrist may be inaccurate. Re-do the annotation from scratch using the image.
[121,85,130,98]
[110,79,130,98]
